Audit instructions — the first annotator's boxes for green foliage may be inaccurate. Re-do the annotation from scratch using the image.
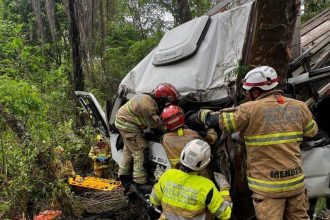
[0,76,43,116]
[190,0,214,17]
[302,0,330,23]
[0,0,218,217]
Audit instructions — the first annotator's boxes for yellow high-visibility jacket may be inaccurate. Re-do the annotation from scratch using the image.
[199,90,318,198]
[150,169,232,220]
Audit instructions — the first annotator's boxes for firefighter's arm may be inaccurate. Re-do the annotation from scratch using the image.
[145,111,162,129]
[204,128,218,144]
[219,106,249,133]
[88,146,98,161]
[198,109,220,129]
[214,173,231,203]
[149,181,163,207]
[207,187,232,220]
[105,145,112,161]
[65,161,76,177]
[301,103,318,137]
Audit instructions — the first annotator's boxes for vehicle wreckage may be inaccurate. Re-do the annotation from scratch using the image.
[75,2,330,219]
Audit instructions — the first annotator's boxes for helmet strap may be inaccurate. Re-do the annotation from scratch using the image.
[177,128,184,136]
[249,88,264,100]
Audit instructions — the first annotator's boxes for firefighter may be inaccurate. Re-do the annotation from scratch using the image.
[155,105,217,179]
[52,146,76,180]
[115,83,180,188]
[150,139,232,220]
[191,66,318,220]
[88,134,111,178]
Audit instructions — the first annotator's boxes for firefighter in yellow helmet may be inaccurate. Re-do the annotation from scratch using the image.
[88,134,111,178]
[150,139,232,220]
[190,66,318,220]
[52,146,76,180]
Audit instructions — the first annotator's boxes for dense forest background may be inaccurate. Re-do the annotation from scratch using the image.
[0,0,329,218]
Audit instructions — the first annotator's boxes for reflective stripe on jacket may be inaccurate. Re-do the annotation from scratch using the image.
[150,169,232,220]
[161,128,203,167]
[200,90,318,198]
[115,94,160,132]
[161,128,217,167]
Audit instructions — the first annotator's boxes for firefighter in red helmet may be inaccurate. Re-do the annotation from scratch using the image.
[156,105,217,180]
[115,83,180,190]
[153,83,181,109]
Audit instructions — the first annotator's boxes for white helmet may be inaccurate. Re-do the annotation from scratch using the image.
[180,139,211,171]
[242,66,278,91]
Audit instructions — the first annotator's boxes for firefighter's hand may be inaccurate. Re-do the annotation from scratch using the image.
[96,156,106,163]
[185,111,200,125]
[185,111,205,131]
[143,128,163,142]
[104,156,111,162]
[213,172,230,190]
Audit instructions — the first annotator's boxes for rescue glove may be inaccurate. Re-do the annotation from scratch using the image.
[185,110,205,131]
[142,128,163,142]
[96,156,106,163]
[200,110,219,129]
[146,196,162,219]
[213,172,230,190]
[104,155,111,162]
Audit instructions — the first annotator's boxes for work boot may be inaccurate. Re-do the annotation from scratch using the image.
[119,175,133,194]
[134,183,153,194]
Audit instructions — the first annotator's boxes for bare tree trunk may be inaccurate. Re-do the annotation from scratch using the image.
[45,0,57,42]
[176,0,193,24]
[31,0,45,44]
[99,0,107,76]
[129,0,146,39]
[0,104,30,142]
[69,0,85,129]
[249,0,301,82]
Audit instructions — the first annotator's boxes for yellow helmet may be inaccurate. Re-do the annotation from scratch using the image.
[96,134,104,142]
[54,146,65,156]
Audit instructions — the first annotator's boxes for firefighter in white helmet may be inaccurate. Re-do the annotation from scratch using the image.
[189,66,318,220]
[150,139,232,220]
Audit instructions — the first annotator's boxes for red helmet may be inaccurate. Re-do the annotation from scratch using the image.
[154,83,180,106]
[161,105,185,131]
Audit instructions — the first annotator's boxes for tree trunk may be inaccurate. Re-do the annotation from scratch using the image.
[249,0,301,82]
[68,0,85,129]
[0,104,30,142]
[176,0,193,24]
[31,0,45,44]
[45,0,57,42]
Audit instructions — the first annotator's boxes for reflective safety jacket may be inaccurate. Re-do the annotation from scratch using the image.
[199,90,318,198]
[161,128,217,166]
[150,169,232,220]
[88,142,111,170]
[115,94,161,132]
